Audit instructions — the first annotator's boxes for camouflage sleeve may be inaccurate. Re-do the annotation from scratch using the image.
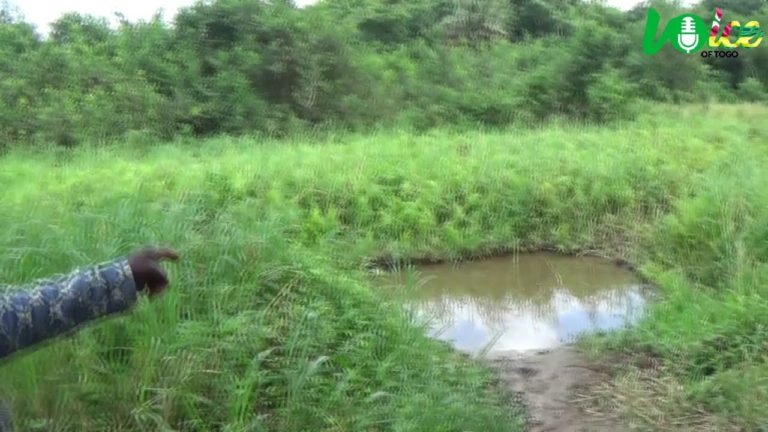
[0,258,138,360]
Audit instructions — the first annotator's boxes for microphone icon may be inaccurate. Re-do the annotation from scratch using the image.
[678,16,699,53]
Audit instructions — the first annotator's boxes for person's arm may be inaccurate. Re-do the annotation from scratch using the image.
[0,248,179,360]
[0,258,136,359]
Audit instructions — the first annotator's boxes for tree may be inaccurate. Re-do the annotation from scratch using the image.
[440,0,508,45]
[698,0,767,16]
[50,13,112,46]
[507,0,576,40]
[355,0,453,46]
[0,0,23,24]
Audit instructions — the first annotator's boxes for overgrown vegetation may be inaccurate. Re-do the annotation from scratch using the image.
[3,0,768,430]
[0,104,767,430]
[2,0,768,147]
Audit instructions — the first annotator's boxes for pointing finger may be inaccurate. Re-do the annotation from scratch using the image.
[144,247,180,262]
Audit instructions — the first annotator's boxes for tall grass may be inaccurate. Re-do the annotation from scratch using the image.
[1,103,767,430]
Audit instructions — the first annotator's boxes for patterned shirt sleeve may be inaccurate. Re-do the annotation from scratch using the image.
[0,258,138,359]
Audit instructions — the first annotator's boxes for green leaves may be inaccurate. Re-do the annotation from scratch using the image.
[3,0,760,147]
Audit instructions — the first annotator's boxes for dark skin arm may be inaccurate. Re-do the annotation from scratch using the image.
[0,246,180,360]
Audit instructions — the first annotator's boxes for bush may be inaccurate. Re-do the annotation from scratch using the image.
[0,0,739,147]
[587,67,637,122]
[738,77,768,102]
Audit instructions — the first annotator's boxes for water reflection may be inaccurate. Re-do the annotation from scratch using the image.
[382,253,651,355]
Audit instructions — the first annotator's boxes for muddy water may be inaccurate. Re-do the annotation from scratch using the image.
[382,253,652,356]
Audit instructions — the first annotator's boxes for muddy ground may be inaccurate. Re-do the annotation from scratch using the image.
[488,346,619,432]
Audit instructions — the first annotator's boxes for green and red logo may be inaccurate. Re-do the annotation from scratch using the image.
[643,7,764,57]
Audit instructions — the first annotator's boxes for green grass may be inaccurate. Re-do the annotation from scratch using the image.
[1,102,768,430]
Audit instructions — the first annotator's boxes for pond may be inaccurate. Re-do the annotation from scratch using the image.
[380,253,653,356]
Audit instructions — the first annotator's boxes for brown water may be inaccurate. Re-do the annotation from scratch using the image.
[381,253,652,356]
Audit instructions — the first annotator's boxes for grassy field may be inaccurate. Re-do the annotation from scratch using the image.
[1,103,767,430]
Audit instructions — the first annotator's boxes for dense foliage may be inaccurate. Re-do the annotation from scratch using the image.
[1,104,768,430]
[2,0,767,147]
[3,0,768,428]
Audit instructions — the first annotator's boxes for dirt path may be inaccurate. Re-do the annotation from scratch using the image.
[487,346,618,432]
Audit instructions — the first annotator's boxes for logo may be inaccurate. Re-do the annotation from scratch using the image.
[643,7,764,57]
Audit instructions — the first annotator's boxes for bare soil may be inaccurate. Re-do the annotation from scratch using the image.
[488,346,619,432]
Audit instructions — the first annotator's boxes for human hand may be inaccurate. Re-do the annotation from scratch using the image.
[127,247,180,297]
